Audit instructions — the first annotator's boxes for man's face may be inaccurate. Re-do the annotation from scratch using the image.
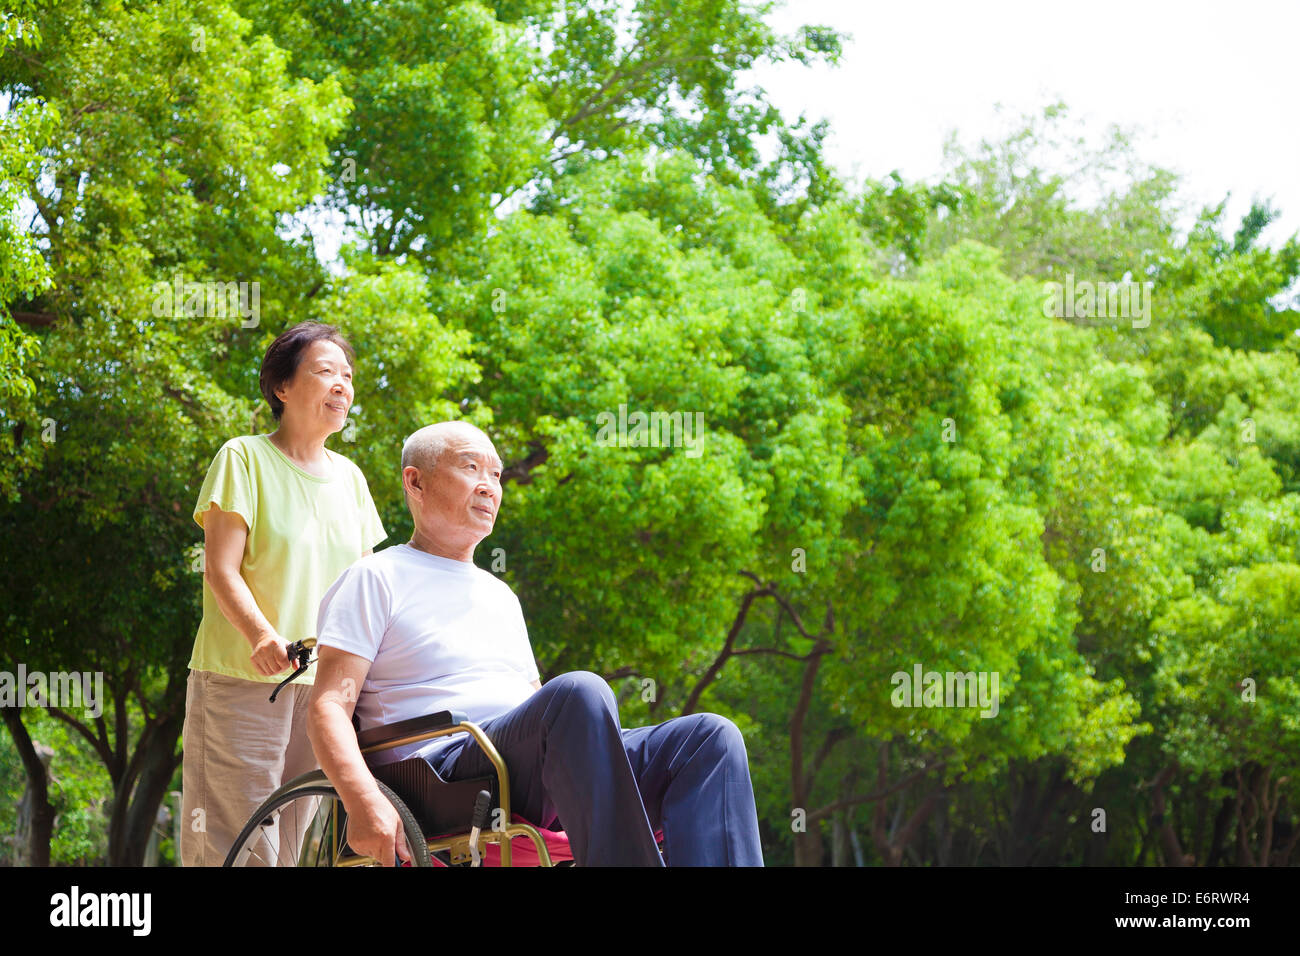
[411,429,503,547]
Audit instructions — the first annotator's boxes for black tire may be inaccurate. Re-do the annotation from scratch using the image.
[223,770,432,867]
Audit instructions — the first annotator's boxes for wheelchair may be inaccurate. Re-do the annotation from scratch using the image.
[222,640,663,866]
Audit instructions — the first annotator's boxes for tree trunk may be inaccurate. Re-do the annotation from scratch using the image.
[793,828,824,867]
[1190,787,1210,867]
[1232,762,1285,867]
[869,741,946,866]
[934,791,953,866]
[849,824,865,867]
[1207,793,1234,867]
[3,708,56,867]
[106,705,185,866]
[1151,763,1193,866]
[1002,761,1072,865]
[831,811,850,866]
[787,608,833,868]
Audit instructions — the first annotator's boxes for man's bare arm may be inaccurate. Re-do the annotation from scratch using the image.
[307,646,412,866]
[202,504,291,675]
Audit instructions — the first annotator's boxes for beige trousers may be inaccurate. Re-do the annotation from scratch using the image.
[180,669,318,866]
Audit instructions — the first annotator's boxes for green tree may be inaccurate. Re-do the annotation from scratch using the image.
[0,0,55,498]
[0,0,350,864]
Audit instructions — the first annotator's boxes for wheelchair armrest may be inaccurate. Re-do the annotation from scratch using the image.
[355,710,467,750]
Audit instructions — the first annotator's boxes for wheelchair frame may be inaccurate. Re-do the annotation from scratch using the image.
[223,709,559,868]
[358,710,556,867]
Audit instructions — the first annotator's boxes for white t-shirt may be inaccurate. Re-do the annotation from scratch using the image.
[315,543,540,764]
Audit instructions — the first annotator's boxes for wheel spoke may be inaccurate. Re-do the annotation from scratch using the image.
[227,788,340,866]
[224,780,430,867]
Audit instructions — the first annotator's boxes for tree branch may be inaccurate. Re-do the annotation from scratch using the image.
[804,725,851,796]
[681,576,770,715]
[551,53,717,138]
[10,311,57,327]
[46,704,115,770]
[809,758,949,825]
[502,442,550,486]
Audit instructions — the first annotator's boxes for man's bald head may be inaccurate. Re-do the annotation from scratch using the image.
[401,421,493,474]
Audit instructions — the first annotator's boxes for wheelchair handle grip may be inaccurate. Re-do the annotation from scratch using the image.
[269,637,318,703]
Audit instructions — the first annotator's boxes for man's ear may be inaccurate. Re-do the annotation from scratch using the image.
[402,465,422,501]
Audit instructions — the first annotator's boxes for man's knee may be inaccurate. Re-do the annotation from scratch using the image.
[542,671,618,722]
[693,713,748,761]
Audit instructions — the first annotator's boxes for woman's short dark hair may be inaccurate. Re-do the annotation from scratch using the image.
[259,322,356,421]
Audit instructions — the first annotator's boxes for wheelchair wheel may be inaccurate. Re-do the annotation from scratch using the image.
[223,770,432,867]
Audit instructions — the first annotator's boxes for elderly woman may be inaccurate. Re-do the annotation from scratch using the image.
[180,321,386,866]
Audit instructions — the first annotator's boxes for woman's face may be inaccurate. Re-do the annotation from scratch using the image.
[275,339,354,435]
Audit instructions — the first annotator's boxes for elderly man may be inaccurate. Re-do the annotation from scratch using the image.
[307,421,764,866]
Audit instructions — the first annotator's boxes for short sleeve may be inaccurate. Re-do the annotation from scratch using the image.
[316,562,392,663]
[194,440,255,530]
[508,592,540,683]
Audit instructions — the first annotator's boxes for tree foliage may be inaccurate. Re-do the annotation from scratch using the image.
[3,2,1299,867]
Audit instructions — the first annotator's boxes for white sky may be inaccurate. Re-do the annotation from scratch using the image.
[740,0,1300,248]
[16,1,1293,265]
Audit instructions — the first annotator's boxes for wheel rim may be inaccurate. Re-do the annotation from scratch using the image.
[225,782,431,867]
[227,786,344,867]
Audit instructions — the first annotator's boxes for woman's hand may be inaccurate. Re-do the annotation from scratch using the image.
[249,631,294,676]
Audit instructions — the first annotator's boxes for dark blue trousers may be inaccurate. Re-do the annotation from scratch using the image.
[422,671,765,866]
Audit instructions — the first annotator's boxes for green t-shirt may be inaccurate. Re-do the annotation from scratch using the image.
[188,434,387,684]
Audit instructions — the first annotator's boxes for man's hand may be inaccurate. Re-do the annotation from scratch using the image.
[345,789,414,867]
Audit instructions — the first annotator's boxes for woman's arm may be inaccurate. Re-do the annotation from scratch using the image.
[202,503,292,675]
